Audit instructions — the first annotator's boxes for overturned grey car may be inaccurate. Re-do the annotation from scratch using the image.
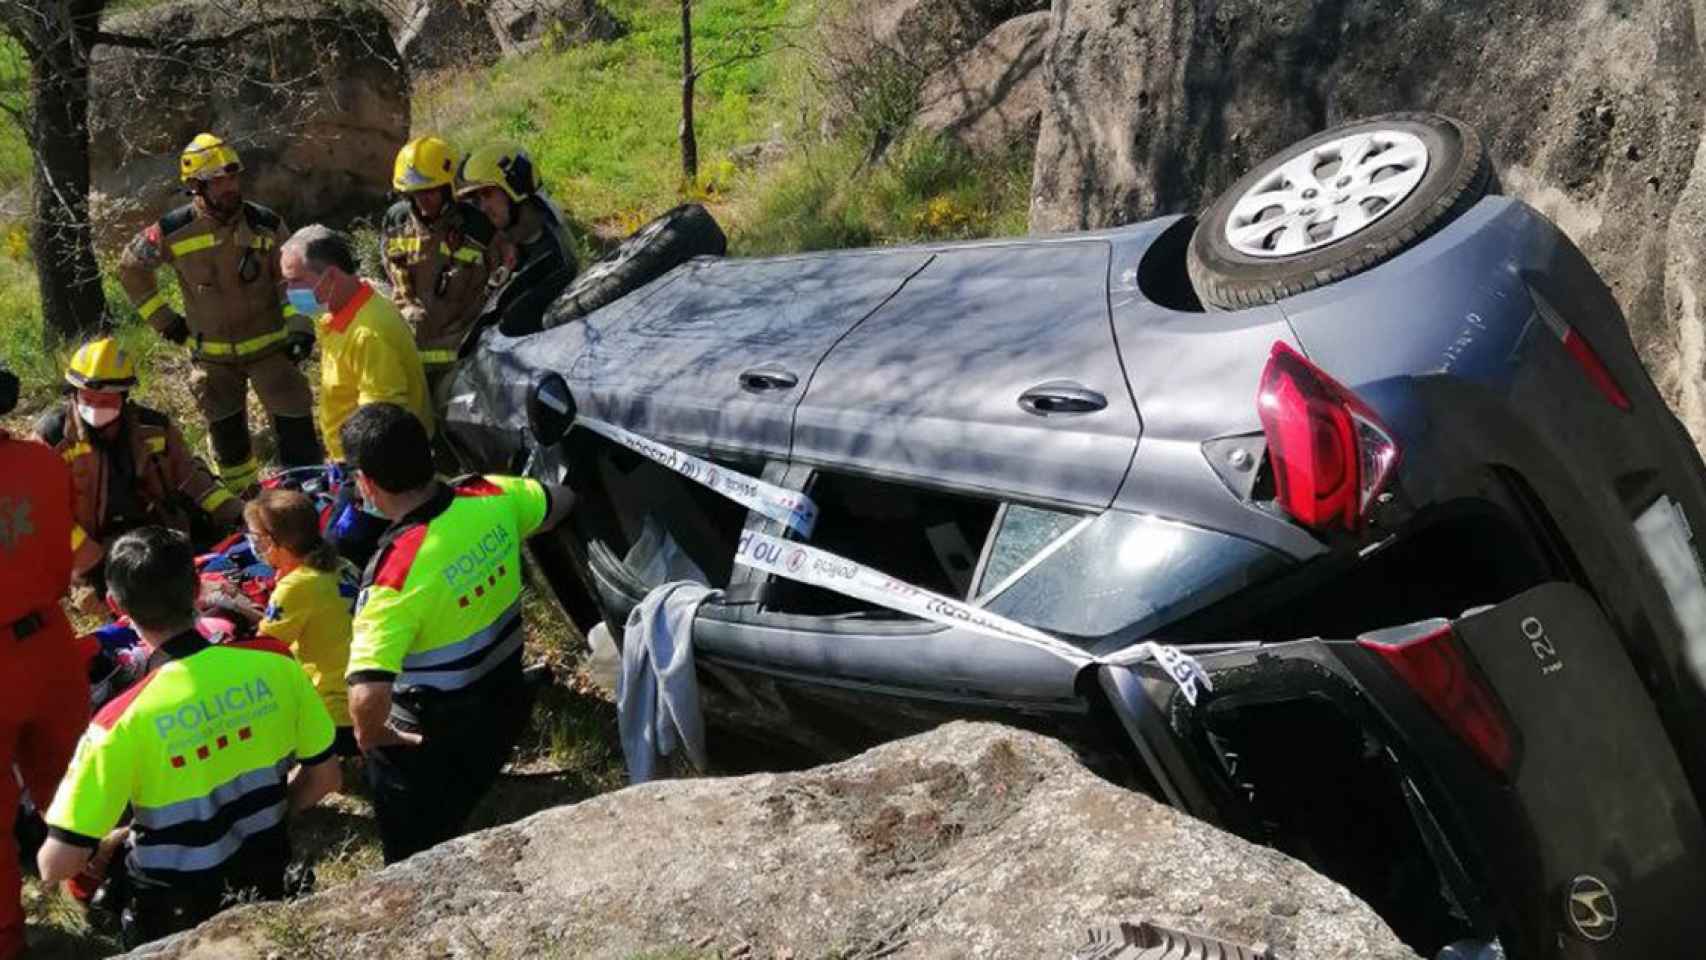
[444,113,1706,959]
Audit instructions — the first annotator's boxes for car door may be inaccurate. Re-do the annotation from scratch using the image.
[558,249,934,459]
[790,238,1142,510]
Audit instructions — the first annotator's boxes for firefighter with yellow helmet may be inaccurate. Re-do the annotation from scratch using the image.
[117,133,321,496]
[35,337,244,609]
[380,135,514,398]
[455,143,577,332]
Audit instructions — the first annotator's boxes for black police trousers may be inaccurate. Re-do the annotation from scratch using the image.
[364,671,533,864]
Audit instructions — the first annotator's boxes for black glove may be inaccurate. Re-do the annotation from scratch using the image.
[161,314,190,345]
[285,331,315,364]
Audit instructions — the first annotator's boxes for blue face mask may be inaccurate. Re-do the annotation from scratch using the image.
[286,286,326,319]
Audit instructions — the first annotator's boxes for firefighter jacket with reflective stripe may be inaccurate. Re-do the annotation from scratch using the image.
[260,563,359,728]
[0,430,76,625]
[36,402,241,572]
[379,199,507,366]
[118,200,303,361]
[348,476,549,693]
[317,282,435,462]
[44,632,336,894]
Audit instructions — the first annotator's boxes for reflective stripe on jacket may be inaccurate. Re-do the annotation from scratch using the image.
[117,200,300,360]
[379,200,506,362]
[36,402,241,570]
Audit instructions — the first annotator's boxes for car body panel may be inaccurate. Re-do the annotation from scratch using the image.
[792,239,1141,510]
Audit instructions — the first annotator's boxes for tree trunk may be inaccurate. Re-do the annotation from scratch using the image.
[679,0,697,183]
[24,1,107,344]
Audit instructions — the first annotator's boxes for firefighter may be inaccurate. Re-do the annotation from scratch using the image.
[454,142,577,332]
[117,132,321,494]
[0,362,89,960]
[36,338,244,608]
[381,135,514,400]
[339,403,571,863]
[38,527,340,947]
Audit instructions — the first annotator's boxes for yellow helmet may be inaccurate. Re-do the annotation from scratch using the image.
[179,133,243,183]
[456,143,538,203]
[393,135,460,193]
[66,337,138,392]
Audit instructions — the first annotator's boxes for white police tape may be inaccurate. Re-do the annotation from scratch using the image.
[578,418,818,537]
[579,419,1211,705]
[734,530,1214,705]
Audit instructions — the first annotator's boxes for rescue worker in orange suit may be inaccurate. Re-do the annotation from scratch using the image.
[454,142,578,336]
[381,135,514,402]
[35,338,243,611]
[0,361,90,960]
[117,132,321,495]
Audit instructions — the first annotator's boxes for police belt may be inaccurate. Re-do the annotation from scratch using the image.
[388,651,524,730]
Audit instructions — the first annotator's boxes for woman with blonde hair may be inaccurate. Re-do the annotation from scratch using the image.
[244,489,359,756]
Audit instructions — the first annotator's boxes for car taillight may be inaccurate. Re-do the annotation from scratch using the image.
[1358,619,1514,774]
[1256,341,1400,531]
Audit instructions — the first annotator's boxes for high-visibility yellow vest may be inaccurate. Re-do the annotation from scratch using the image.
[45,633,335,889]
[347,475,549,694]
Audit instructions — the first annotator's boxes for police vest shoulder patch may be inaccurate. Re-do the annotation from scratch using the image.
[453,476,503,498]
[159,204,197,237]
[92,668,164,731]
[229,636,295,659]
[243,201,282,235]
[370,524,429,591]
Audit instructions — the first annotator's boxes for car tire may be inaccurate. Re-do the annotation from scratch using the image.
[543,203,727,327]
[1187,112,1494,310]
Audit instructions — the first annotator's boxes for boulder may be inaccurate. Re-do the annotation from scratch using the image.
[817,0,1049,139]
[915,10,1053,154]
[375,0,623,69]
[119,722,1420,960]
[88,0,408,249]
[1026,0,1706,443]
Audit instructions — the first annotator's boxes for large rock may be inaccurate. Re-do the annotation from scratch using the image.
[486,0,624,57]
[1027,0,1706,442]
[88,0,408,248]
[817,0,1049,139]
[120,723,1418,960]
[916,11,1054,154]
[375,0,623,69]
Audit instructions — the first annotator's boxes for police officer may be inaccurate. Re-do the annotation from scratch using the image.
[118,132,321,494]
[454,142,577,334]
[381,135,514,400]
[339,403,570,863]
[37,527,340,947]
[37,338,243,608]
[0,362,88,960]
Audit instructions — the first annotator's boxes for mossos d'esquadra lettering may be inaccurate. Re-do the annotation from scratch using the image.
[154,677,276,740]
[443,523,513,589]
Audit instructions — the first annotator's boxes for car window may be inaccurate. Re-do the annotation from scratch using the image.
[976,505,1089,598]
[763,470,998,616]
[979,511,1287,640]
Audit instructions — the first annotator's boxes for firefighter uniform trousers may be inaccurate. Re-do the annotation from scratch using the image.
[0,434,88,960]
[118,200,320,491]
[348,475,550,863]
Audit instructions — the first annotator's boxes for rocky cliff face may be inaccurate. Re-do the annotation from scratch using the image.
[1025,0,1706,441]
[89,0,410,247]
[119,723,1419,960]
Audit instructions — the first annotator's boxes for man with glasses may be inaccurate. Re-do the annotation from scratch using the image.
[117,132,321,495]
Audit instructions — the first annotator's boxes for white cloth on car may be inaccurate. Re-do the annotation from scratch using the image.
[616,580,719,783]
[623,516,709,588]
